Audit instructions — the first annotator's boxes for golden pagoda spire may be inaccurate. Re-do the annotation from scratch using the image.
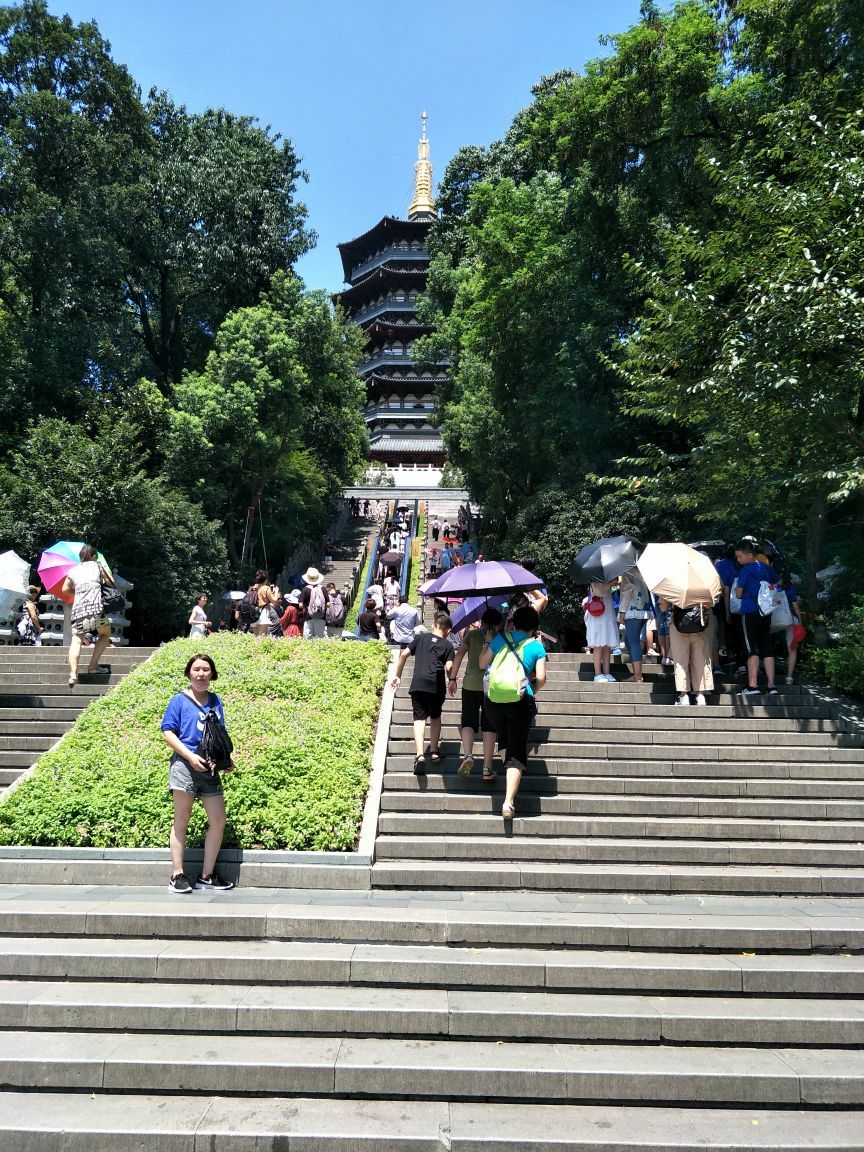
[408,111,436,220]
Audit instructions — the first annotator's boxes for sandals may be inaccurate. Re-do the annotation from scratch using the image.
[413,756,427,776]
[429,750,442,763]
[458,755,474,777]
[68,677,77,689]
[502,802,515,820]
[482,765,496,783]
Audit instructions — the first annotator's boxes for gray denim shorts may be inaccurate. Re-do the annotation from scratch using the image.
[168,754,224,797]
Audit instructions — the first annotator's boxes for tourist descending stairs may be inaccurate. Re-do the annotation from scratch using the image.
[0,646,155,797]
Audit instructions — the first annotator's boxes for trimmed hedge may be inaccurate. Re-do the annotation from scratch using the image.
[344,537,376,632]
[0,634,390,850]
[408,513,426,606]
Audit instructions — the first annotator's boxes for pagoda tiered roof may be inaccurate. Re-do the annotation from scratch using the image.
[333,266,427,309]
[365,318,430,342]
[337,216,431,283]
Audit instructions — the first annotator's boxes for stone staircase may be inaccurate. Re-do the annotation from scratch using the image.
[0,642,863,1145]
[377,654,864,894]
[0,646,155,797]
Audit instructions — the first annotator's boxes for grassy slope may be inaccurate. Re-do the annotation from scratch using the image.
[0,634,390,850]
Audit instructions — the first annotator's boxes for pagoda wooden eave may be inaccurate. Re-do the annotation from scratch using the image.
[337,215,431,282]
[332,266,427,308]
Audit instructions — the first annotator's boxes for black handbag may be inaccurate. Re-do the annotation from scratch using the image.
[101,584,125,614]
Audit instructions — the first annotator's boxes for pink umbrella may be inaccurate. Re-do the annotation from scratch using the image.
[38,541,110,604]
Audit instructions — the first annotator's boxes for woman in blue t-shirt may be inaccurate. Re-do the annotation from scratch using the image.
[479,604,547,821]
[161,653,235,894]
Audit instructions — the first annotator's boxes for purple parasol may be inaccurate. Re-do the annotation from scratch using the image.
[422,561,543,599]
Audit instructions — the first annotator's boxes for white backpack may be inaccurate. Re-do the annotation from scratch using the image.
[307,584,326,618]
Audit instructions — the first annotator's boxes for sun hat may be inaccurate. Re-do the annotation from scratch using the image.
[302,567,325,586]
[287,589,303,605]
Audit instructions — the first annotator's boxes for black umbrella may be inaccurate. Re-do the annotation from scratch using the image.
[761,538,788,565]
[569,535,643,583]
[689,539,727,561]
[380,550,405,566]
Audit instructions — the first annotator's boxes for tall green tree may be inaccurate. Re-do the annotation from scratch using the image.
[0,0,146,430]
[125,92,314,387]
[166,273,366,571]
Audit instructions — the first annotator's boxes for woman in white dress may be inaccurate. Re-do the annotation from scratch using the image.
[583,579,619,682]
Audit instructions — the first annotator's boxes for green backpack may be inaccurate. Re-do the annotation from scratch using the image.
[484,634,531,703]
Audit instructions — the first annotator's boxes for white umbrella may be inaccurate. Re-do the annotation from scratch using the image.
[0,550,30,613]
[637,542,722,608]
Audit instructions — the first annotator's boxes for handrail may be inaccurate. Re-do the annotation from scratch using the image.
[353,534,380,638]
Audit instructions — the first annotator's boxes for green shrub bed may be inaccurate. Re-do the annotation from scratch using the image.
[408,513,426,605]
[344,538,376,632]
[0,634,390,850]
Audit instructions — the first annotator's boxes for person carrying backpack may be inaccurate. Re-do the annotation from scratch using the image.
[660,595,714,706]
[161,652,235,894]
[324,582,346,637]
[300,567,328,639]
[732,537,781,697]
[479,604,547,821]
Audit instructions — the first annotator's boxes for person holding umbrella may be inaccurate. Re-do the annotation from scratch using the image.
[617,569,652,683]
[61,545,116,688]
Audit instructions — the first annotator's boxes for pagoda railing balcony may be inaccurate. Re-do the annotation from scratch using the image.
[352,298,418,325]
[359,350,450,373]
[365,405,436,424]
[351,246,429,280]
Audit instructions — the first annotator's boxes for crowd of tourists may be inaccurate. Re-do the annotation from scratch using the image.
[581,535,803,705]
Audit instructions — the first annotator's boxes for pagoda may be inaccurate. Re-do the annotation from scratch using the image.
[334,113,447,482]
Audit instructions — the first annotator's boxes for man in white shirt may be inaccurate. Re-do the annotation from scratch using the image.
[387,595,420,646]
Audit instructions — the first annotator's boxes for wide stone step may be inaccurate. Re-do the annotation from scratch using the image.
[382,771,864,799]
[370,859,864,896]
[0,707,96,722]
[392,699,839,721]
[2,978,862,1046]
[1,1029,862,1104]
[0,721,72,738]
[2,895,860,951]
[388,722,856,748]
[390,709,844,733]
[374,834,864,867]
[385,753,864,780]
[0,734,64,751]
[0,693,107,710]
[378,793,864,824]
[3,934,862,993]
[388,738,862,763]
[1,1095,860,1151]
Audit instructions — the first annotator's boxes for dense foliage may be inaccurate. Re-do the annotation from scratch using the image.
[0,633,390,850]
[421,0,864,620]
[0,1,366,639]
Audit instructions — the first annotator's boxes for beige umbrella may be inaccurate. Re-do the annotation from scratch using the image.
[636,542,722,608]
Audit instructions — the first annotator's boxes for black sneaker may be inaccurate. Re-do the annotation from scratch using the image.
[764,687,779,696]
[194,872,235,891]
[169,872,192,894]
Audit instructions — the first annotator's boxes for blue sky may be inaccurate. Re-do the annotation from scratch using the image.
[49,0,648,293]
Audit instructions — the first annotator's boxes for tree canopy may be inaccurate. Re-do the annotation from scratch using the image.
[0,0,364,640]
[423,0,864,623]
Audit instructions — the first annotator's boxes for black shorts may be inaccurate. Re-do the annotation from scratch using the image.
[483,695,535,768]
[460,688,494,733]
[741,612,773,660]
[411,691,445,721]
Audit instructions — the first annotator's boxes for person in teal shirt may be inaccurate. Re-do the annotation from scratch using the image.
[479,604,547,821]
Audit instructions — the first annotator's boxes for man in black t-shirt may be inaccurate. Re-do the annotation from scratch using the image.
[391,613,455,774]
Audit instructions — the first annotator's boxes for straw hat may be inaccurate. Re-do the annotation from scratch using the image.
[302,567,325,586]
